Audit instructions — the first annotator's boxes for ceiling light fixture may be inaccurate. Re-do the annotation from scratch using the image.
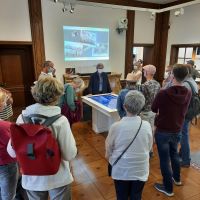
[53,0,77,13]
[69,3,75,13]
[150,12,155,20]
[174,8,184,17]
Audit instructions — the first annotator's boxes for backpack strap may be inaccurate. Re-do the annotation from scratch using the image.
[43,114,62,127]
[22,114,48,124]
[22,114,62,127]
[184,80,197,95]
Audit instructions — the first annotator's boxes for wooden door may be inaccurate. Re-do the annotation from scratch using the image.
[143,46,154,66]
[142,46,154,83]
[0,45,35,108]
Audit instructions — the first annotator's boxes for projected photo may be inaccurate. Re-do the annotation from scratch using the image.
[63,26,109,61]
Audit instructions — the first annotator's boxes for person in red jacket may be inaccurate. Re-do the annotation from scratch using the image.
[152,64,191,197]
[0,90,18,200]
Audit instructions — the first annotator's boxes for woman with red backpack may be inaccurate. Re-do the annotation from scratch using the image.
[7,76,77,200]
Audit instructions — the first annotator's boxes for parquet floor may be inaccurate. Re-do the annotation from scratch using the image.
[71,120,200,200]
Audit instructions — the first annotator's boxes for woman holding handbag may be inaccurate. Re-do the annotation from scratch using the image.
[105,90,153,200]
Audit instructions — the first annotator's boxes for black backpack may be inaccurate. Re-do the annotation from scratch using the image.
[184,81,200,121]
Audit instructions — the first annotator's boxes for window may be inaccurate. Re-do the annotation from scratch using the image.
[177,46,200,70]
[177,47,193,64]
[133,47,143,64]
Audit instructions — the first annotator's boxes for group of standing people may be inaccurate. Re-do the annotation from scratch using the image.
[0,60,112,200]
[106,62,198,199]
[0,58,199,200]
[0,60,81,200]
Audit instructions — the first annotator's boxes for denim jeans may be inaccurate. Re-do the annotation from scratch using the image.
[0,162,18,200]
[155,131,181,193]
[26,184,71,200]
[180,119,191,165]
[114,179,145,200]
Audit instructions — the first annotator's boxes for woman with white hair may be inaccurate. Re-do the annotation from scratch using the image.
[59,76,84,126]
[8,76,77,200]
[106,90,153,200]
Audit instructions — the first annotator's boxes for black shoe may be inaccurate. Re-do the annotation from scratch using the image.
[180,162,190,168]
[149,151,154,159]
[154,183,174,197]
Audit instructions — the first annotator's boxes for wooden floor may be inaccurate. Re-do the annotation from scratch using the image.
[71,120,200,200]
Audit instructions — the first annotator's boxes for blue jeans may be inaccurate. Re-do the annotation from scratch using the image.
[180,119,191,165]
[114,179,145,200]
[155,131,181,193]
[0,162,18,200]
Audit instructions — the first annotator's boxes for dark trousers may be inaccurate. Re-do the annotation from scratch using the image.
[180,119,191,165]
[155,131,181,193]
[114,180,145,200]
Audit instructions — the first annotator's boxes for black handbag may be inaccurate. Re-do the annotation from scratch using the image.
[108,119,142,176]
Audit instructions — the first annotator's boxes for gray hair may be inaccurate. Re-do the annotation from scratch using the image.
[31,76,64,105]
[42,60,54,68]
[124,90,145,115]
[72,77,85,89]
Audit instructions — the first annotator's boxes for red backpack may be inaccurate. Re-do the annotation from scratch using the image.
[10,114,62,176]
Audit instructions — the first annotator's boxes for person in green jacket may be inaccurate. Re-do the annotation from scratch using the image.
[59,77,85,126]
[59,77,84,111]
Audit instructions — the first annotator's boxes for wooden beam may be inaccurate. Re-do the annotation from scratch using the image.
[153,11,170,83]
[124,10,135,79]
[160,0,195,8]
[79,0,160,9]
[28,0,45,79]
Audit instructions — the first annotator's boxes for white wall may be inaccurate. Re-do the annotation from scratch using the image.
[0,0,31,41]
[134,11,155,44]
[42,0,126,81]
[166,4,200,65]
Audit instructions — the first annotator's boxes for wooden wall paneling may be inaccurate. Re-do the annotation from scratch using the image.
[28,0,45,79]
[124,10,135,79]
[153,11,170,83]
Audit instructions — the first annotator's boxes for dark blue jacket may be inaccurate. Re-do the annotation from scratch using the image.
[88,71,112,95]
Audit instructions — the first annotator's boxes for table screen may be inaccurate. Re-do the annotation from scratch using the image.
[88,94,117,109]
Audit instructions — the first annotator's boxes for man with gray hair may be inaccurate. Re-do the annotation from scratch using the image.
[179,64,199,168]
[106,90,152,200]
[140,64,160,157]
[187,60,200,80]
[38,60,56,79]
[88,63,111,95]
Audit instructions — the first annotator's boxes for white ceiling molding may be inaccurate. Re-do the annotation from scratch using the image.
[77,0,200,13]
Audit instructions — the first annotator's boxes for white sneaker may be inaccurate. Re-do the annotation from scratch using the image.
[172,177,182,186]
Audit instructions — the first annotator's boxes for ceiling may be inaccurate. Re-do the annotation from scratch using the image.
[79,0,200,12]
[137,0,178,4]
